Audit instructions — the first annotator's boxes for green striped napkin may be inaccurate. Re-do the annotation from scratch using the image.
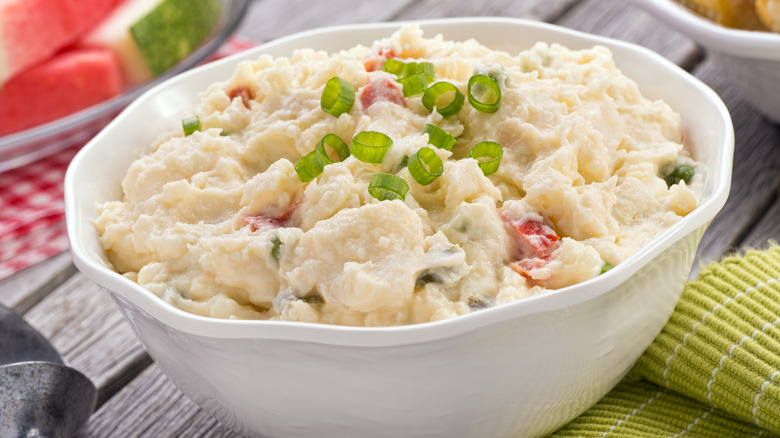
[551,246,780,438]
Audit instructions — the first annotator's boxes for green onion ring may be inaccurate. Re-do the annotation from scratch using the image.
[182,116,201,136]
[419,62,435,83]
[316,134,350,164]
[382,58,405,75]
[468,141,503,176]
[467,74,501,113]
[368,173,409,201]
[294,150,328,182]
[351,131,393,163]
[600,262,614,275]
[408,147,443,185]
[398,74,428,97]
[401,62,435,83]
[321,76,355,117]
[422,82,464,116]
[422,124,456,151]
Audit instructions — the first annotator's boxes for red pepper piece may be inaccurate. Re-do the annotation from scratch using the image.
[241,203,299,231]
[359,76,405,109]
[364,47,397,72]
[228,86,252,109]
[501,214,559,255]
[509,255,552,280]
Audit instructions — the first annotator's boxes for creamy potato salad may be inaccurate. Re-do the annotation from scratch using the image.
[95,25,700,326]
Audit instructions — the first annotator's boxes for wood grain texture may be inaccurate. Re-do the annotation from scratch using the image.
[235,0,414,42]
[389,0,578,21]
[86,364,235,438]
[6,1,780,437]
[744,195,780,249]
[558,0,701,67]
[688,55,780,265]
[0,250,74,313]
[22,271,150,405]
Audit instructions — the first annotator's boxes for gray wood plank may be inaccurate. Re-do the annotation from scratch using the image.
[22,271,150,406]
[743,198,780,250]
[688,56,780,266]
[85,364,236,438]
[558,0,701,68]
[0,250,74,313]
[235,0,415,42]
[389,0,578,22]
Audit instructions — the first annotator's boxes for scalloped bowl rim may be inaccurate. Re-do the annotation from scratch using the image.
[627,0,780,59]
[65,17,734,347]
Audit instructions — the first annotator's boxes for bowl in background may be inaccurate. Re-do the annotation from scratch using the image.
[65,18,734,438]
[627,0,780,124]
[0,0,250,174]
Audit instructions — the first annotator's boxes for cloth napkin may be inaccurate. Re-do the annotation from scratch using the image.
[552,245,780,437]
[0,36,256,282]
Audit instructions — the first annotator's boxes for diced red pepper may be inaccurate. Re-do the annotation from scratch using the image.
[501,213,559,255]
[359,76,405,109]
[228,86,252,109]
[363,47,397,72]
[510,255,552,280]
[241,203,299,231]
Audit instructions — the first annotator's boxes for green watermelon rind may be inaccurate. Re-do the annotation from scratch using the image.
[130,0,221,77]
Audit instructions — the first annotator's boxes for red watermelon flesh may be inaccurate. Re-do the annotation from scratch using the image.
[0,0,119,84]
[0,48,124,136]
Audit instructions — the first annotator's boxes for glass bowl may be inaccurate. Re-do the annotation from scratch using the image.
[0,0,250,173]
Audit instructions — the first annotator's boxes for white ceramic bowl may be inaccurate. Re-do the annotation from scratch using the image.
[65,18,733,438]
[628,0,780,124]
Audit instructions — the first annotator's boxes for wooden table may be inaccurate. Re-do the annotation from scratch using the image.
[2,0,779,436]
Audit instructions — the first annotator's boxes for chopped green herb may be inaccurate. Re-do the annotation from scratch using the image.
[664,164,695,187]
[271,236,282,263]
[300,293,325,307]
[468,296,491,310]
[600,262,614,275]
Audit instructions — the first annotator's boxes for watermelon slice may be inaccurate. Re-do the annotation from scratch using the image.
[0,48,124,136]
[0,0,118,85]
[82,0,220,85]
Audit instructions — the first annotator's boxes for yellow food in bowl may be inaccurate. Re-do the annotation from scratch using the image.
[94,25,701,326]
[676,0,780,31]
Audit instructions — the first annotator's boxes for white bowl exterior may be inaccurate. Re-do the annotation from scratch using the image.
[109,224,704,438]
[65,18,734,438]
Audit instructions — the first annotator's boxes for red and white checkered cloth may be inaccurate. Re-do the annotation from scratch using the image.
[0,36,256,281]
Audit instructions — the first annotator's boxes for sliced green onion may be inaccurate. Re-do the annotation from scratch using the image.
[352,131,393,163]
[316,134,350,164]
[664,164,695,187]
[398,73,428,97]
[600,262,614,275]
[402,62,435,83]
[294,150,328,182]
[182,116,201,136]
[422,124,456,151]
[368,173,409,201]
[422,82,464,116]
[408,147,443,185]
[382,58,405,75]
[321,76,355,117]
[468,74,501,113]
[468,141,503,176]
